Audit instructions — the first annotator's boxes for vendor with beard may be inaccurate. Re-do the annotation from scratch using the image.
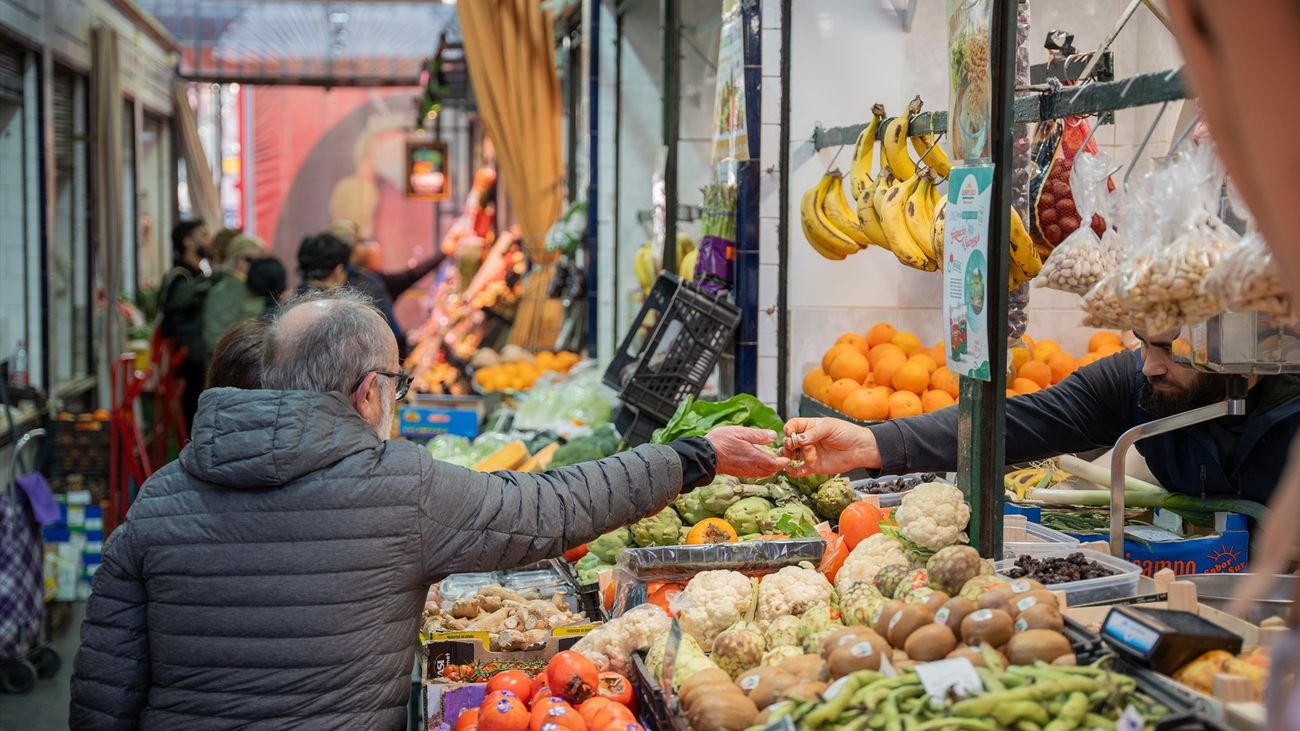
[782,332,1300,504]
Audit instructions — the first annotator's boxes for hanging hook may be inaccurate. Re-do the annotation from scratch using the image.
[1123,100,1168,188]
[824,142,847,174]
[914,132,945,173]
[1168,111,1203,157]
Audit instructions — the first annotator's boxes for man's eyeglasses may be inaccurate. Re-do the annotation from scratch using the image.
[353,370,413,401]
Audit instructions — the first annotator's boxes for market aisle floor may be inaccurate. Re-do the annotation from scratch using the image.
[0,601,84,730]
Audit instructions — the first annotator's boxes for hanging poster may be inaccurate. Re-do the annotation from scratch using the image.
[943,165,994,380]
[947,0,993,162]
[711,0,749,165]
[403,139,451,201]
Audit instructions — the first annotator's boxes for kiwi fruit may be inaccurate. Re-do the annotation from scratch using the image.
[1014,589,1061,614]
[872,599,905,637]
[934,596,977,635]
[735,666,781,695]
[945,645,985,666]
[827,634,890,677]
[820,625,876,658]
[750,671,799,710]
[1004,629,1073,666]
[977,588,1018,617]
[904,623,959,662]
[920,590,950,614]
[1014,603,1065,634]
[1007,578,1045,595]
[961,608,1014,648]
[887,604,935,648]
[776,654,827,683]
[683,681,746,719]
[1052,653,1079,667]
[679,668,736,710]
[686,691,760,731]
[783,681,829,702]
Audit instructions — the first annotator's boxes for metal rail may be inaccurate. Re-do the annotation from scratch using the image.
[812,67,1189,151]
[1107,377,1249,555]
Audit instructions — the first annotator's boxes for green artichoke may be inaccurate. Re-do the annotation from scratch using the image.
[724,497,775,535]
[788,471,832,497]
[673,488,718,525]
[575,553,609,585]
[812,477,856,521]
[760,502,819,534]
[631,509,684,547]
[677,526,691,545]
[588,527,633,563]
[698,476,771,515]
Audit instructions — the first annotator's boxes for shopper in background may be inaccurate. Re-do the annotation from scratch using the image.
[353,238,447,300]
[157,219,212,434]
[782,331,1300,506]
[333,218,407,355]
[294,232,352,294]
[70,288,787,728]
[206,227,243,269]
[246,256,289,314]
[205,318,267,390]
[201,233,268,362]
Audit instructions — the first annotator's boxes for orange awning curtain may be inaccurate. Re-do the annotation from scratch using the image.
[458,0,565,257]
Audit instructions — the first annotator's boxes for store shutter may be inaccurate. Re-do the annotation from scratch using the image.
[0,44,21,102]
[52,67,76,170]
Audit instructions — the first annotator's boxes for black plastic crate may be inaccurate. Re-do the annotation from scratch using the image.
[46,415,110,479]
[603,273,740,443]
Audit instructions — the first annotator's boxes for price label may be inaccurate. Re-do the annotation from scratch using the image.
[879,653,898,678]
[1116,704,1144,731]
[760,717,796,731]
[915,657,984,701]
[823,675,855,700]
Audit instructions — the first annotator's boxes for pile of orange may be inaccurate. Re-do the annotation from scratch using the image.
[806,324,1131,420]
[804,323,959,422]
[1005,331,1127,398]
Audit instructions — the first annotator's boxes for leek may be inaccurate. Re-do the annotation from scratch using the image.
[1056,455,1164,493]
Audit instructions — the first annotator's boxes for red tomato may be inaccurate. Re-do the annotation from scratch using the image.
[546,651,599,705]
[563,544,589,562]
[838,502,884,550]
[596,672,634,709]
[483,690,520,707]
[593,723,643,731]
[576,697,614,728]
[478,695,530,731]
[453,707,481,731]
[601,583,616,613]
[487,670,535,700]
[528,699,586,731]
[530,682,551,706]
[589,702,635,729]
[646,584,682,617]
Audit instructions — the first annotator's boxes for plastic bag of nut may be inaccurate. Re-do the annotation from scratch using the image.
[1202,230,1298,321]
[1039,151,1118,294]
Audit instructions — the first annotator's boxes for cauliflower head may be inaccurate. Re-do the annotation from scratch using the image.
[571,603,672,675]
[756,565,833,628]
[835,533,914,592]
[894,482,970,552]
[677,570,755,651]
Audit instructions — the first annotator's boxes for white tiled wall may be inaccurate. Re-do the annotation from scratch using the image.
[777,0,1187,413]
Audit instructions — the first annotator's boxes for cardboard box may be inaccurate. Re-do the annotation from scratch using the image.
[1072,514,1250,577]
[421,625,598,685]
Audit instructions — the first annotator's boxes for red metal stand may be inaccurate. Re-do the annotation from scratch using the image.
[146,331,190,470]
[108,354,153,534]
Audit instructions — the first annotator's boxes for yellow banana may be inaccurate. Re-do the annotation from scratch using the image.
[931,198,947,264]
[905,170,937,260]
[678,248,698,280]
[872,167,895,223]
[800,181,859,260]
[822,172,873,249]
[1009,207,1041,278]
[633,242,658,293]
[848,104,886,204]
[882,96,919,181]
[880,175,936,271]
[856,173,891,250]
[908,97,952,178]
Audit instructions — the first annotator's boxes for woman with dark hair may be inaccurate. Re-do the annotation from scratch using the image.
[206,318,268,390]
[247,256,289,313]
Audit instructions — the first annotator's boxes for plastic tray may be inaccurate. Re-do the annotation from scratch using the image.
[995,543,1142,606]
[849,473,946,507]
[603,272,741,442]
[1004,522,1080,557]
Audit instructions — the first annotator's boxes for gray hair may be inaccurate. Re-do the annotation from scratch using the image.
[261,288,393,394]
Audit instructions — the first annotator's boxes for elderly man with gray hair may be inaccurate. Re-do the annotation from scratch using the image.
[70,289,787,729]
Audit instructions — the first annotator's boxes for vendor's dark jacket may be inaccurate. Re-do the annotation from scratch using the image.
[69,388,714,730]
[870,350,1300,503]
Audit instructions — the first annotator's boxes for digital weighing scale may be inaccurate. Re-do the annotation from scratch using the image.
[1100,606,1243,676]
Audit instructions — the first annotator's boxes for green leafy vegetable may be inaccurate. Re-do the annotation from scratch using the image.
[651,394,784,444]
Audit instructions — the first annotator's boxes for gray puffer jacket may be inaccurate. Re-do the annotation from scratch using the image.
[70,388,684,730]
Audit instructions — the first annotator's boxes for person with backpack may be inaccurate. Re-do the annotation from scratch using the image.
[158,220,212,435]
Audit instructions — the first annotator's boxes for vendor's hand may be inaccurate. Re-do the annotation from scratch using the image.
[783,418,881,476]
[706,426,789,478]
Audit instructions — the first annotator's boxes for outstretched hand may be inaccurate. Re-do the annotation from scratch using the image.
[705,426,789,478]
[782,417,880,476]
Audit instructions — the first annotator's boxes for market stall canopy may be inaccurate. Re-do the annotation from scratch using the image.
[135,0,456,87]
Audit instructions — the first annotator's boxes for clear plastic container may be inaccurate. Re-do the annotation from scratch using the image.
[1003,522,1080,558]
[995,543,1142,606]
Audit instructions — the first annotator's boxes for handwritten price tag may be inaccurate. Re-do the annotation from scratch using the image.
[915,658,984,701]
